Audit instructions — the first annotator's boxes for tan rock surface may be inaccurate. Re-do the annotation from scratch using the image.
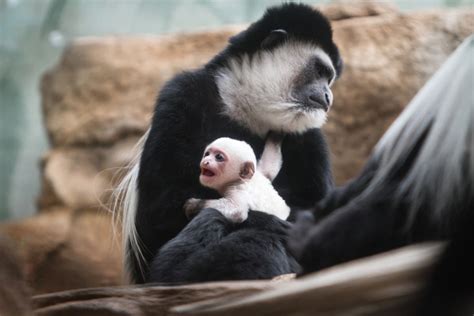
[0,209,72,280]
[0,209,122,294]
[319,1,398,21]
[38,136,140,210]
[41,28,240,147]
[0,235,33,316]
[30,210,123,294]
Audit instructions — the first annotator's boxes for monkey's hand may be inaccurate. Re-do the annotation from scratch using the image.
[258,132,284,181]
[184,198,206,219]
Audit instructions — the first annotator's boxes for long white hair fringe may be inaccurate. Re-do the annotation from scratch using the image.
[364,35,473,227]
[113,128,150,283]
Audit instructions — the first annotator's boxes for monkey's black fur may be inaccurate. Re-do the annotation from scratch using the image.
[150,208,299,283]
[417,208,474,315]
[131,3,341,283]
[210,3,342,76]
[289,148,473,275]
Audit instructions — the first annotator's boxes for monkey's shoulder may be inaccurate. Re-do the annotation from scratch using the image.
[156,69,220,114]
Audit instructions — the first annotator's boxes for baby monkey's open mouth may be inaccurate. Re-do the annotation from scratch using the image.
[201,168,215,177]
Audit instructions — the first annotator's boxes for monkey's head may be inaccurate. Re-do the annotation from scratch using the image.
[213,3,342,136]
[199,138,257,193]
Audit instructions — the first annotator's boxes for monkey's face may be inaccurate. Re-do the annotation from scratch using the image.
[291,54,335,113]
[199,138,257,192]
[217,40,337,136]
[199,147,234,191]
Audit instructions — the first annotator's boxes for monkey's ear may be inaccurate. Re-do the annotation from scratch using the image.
[261,29,288,50]
[240,161,255,180]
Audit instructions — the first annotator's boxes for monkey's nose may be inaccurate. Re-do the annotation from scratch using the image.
[324,92,331,106]
[308,93,329,111]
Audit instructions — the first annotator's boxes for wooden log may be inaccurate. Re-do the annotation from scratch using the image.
[172,243,443,316]
[34,281,277,316]
[32,243,442,316]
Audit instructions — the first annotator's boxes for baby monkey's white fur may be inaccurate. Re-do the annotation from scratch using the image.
[184,137,290,223]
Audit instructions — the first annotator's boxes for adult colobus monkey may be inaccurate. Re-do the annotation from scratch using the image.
[289,34,474,292]
[117,3,342,283]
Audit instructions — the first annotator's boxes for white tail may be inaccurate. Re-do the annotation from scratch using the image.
[364,35,474,226]
[113,129,150,283]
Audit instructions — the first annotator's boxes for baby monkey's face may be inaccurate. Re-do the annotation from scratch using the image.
[199,146,234,190]
[199,139,256,192]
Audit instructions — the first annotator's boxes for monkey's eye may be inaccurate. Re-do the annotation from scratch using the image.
[204,151,210,157]
[215,153,225,162]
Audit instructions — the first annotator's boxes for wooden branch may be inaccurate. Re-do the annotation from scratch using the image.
[172,243,443,316]
[33,243,443,316]
[34,281,276,316]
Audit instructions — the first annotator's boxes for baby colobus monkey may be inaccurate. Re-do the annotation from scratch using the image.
[185,135,290,223]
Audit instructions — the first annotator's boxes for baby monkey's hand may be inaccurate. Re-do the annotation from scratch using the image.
[183,198,206,219]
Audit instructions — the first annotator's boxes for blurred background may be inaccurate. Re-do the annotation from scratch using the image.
[0,1,473,311]
[0,0,472,220]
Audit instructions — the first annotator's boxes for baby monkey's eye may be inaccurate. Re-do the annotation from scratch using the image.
[204,151,210,157]
[215,153,224,162]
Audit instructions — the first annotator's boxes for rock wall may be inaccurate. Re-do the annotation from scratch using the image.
[0,209,122,294]
[0,235,33,316]
[0,3,472,295]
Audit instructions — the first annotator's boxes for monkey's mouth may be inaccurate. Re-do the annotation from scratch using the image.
[201,168,215,177]
[295,103,329,112]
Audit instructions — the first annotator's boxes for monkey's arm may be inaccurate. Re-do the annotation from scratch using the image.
[275,129,333,213]
[288,197,407,275]
[258,132,284,181]
[314,158,378,220]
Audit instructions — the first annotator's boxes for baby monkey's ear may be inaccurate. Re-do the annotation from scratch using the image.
[239,161,255,180]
